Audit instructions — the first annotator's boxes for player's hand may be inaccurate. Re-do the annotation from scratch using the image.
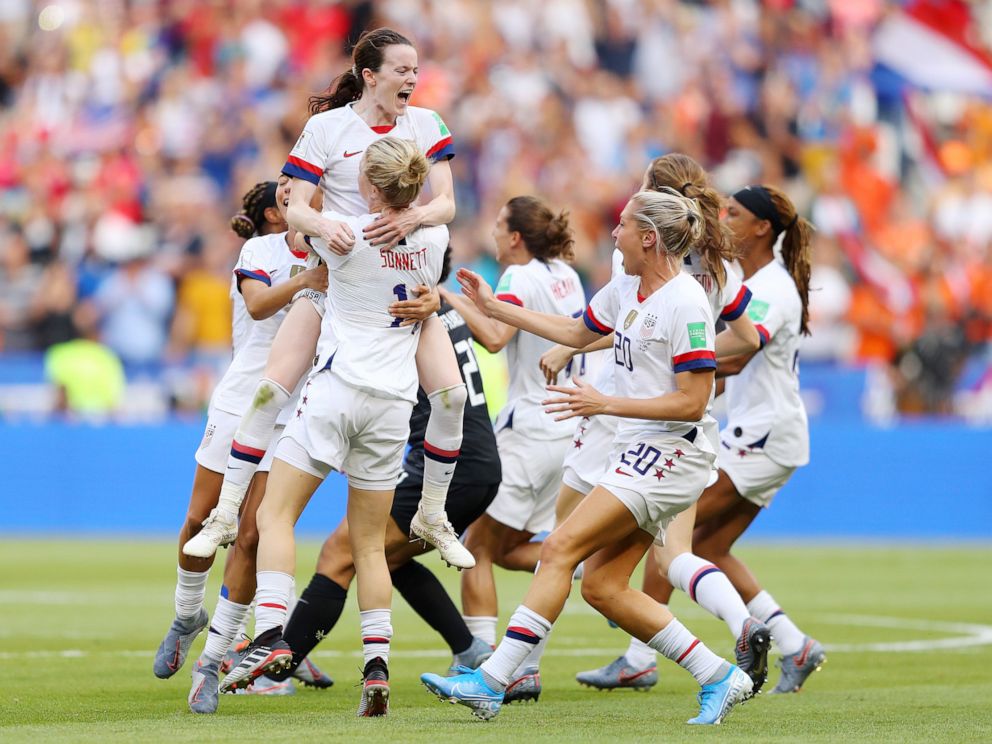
[456,268,495,315]
[364,206,419,249]
[389,285,440,327]
[300,263,328,292]
[542,377,608,421]
[317,217,355,255]
[539,344,576,386]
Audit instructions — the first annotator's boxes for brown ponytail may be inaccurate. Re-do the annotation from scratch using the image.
[309,28,415,115]
[644,153,737,289]
[763,185,814,336]
[505,196,575,263]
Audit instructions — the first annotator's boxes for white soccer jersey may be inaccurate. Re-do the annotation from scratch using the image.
[583,271,717,448]
[586,249,627,397]
[310,212,447,403]
[282,104,454,216]
[210,232,310,424]
[494,257,586,440]
[722,260,809,467]
[683,254,752,324]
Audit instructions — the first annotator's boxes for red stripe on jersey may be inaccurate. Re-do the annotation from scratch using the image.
[583,306,612,334]
[285,155,322,177]
[426,135,453,159]
[755,324,771,347]
[672,350,716,365]
[496,293,524,307]
[371,125,395,134]
[720,286,751,320]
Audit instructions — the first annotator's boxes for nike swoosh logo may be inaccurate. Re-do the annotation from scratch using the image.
[614,467,633,477]
[343,150,363,158]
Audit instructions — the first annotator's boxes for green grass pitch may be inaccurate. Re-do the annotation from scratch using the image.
[1,539,990,743]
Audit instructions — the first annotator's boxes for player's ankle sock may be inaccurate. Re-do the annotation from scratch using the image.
[392,559,473,654]
[463,615,498,647]
[276,574,348,678]
[625,636,658,668]
[648,618,729,686]
[201,593,250,663]
[254,570,294,636]
[420,384,466,517]
[360,609,392,666]
[175,567,209,621]
[217,378,290,519]
[511,632,549,677]
[479,605,552,689]
[747,590,805,655]
[667,553,750,639]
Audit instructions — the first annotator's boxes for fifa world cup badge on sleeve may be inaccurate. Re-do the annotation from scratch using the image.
[687,322,707,349]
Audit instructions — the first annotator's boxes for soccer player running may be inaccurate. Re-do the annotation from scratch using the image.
[423,189,753,726]
[439,196,585,687]
[221,137,447,718]
[264,251,500,683]
[183,28,473,570]
[151,178,328,697]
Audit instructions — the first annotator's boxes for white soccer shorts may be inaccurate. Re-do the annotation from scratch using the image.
[560,414,618,497]
[195,406,281,474]
[718,443,796,508]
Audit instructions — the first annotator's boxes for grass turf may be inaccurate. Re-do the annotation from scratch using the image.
[1,539,990,742]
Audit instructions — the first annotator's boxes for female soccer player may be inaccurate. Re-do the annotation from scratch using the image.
[153,177,326,686]
[220,137,447,718]
[439,196,585,668]
[423,189,753,726]
[184,28,472,569]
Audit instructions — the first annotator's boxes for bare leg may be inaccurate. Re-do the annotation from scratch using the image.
[178,465,224,572]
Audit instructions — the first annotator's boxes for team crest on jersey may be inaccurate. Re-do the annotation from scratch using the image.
[623,310,638,330]
[639,313,657,339]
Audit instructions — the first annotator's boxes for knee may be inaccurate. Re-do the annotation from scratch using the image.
[693,540,725,563]
[580,572,618,613]
[430,383,466,413]
[234,521,259,555]
[538,532,578,572]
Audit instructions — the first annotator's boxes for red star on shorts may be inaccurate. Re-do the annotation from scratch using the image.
[737,449,747,458]
[664,458,675,469]
[296,408,304,418]
[654,468,665,481]
[302,396,308,404]
[573,439,583,449]
[674,449,684,458]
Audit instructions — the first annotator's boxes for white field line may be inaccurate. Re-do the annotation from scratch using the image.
[1,613,990,660]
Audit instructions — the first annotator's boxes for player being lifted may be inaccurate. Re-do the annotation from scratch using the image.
[423,189,752,726]
[183,28,472,569]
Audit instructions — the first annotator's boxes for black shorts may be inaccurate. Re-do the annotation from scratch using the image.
[390,479,500,537]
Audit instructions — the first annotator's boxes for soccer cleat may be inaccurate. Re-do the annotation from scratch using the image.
[421,667,503,721]
[735,617,771,697]
[187,658,220,714]
[219,628,293,693]
[154,607,208,679]
[770,637,826,694]
[357,657,389,717]
[448,636,494,676]
[503,666,541,704]
[575,655,658,691]
[182,508,238,559]
[220,638,250,675]
[687,665,752,725]
[292,656,334,688]
[410,507,476,569]
[246,675,295,696]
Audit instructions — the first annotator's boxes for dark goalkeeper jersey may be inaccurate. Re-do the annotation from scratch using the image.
[401,301,501,488]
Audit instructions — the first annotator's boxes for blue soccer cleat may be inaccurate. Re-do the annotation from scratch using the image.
[421,666,503,720]
[687,665,752,725]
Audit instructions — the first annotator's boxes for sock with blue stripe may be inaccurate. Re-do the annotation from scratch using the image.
[747,590,805,655]
[360,609,392,665]
[667,552,750,639]
[648,618,729,686]
[216,378,290,519]
[479,605,552,690]
[420,384,466,517]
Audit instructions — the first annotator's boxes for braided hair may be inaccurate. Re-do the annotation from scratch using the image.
[230,181,278,239]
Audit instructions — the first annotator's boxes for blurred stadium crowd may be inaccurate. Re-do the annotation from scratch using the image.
[1,0,991,419]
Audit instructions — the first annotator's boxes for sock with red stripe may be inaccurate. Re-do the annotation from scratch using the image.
[667,552,750,639]
[360,609,392,665]
[420,384,466,517]
[216,378,290,520]
[254,570,294,637]
[479,605,552,690]
[648,618,729,686]
[747,590,805,655]
[201,592,250,663]
[175,567,209,621]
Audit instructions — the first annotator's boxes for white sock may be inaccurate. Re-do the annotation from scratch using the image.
[747,590,806,655]
[667,553,750,639]
[480,605,552,689]
[625,636,658,668]
[420,384,466,516]
[218,378,290,519]
[202,595,250,663]
[464,615,498,647]
[360,608,393,665]
[512,632,549,677]
[648,618,729,686]
[254,570,294,636]
[175,567,209,620]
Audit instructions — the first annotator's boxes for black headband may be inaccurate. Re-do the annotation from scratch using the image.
[262,181,278,209]
[732,185,796,236]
